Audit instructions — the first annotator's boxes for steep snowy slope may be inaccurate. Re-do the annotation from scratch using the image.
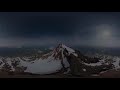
[0,44,78,74]
[0,44,120,75]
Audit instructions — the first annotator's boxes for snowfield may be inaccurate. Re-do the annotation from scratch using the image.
[0,44,76,74]
[0,44,120,75]
[20,58,62,74]
[85,53,120,70]
[0,57,63,74]
[84,61,102,66]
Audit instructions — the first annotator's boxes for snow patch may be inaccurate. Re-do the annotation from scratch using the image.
[6,59,15,71]
[61,44,75,53]
[113,57,120,69]
[73,53,78,57]
[91,74,99,76]
[64,68,70,74]
[61,44,78,57]
[83,68,86,72]
[63,58,70,68]
[19,58,63,74]
[84,62,102,66]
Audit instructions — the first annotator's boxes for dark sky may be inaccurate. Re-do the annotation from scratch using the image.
[0,12,120,47]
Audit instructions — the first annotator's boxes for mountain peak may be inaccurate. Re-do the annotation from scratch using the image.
[57,43,75,53]
[51,43,78,60]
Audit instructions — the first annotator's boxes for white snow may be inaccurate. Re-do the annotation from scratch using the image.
[73,53,78,57]
[95,54,120,69]
[62,44,75,53]
[64,68,70,74]
[61,44,78,57]
[18,52,70,74]
[83,68,86,72]
[63,58,70,68]
[91,74,99,76]
[100,70,110,74]
[3,44,120,75]
[15,55,120,74]
[113,57,120,69]
[6,58,15,71]
[0,56,64,74]
[22,57,32,61]
[18,57,63,74]
[84,62,102,66]
[88,53,120,70]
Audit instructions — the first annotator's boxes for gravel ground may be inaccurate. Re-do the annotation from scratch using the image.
[0,69,120,78]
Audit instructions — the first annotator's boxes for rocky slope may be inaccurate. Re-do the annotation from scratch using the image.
[0,44,119,76]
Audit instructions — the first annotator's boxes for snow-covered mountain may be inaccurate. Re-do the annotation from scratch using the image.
[87,53,120,70]
[0,43,120,76]
[0,44,78,74]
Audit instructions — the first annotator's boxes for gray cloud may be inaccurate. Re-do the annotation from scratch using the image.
[0,12,120,48]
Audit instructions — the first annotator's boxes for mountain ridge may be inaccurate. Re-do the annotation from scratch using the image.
[0,43,119,77]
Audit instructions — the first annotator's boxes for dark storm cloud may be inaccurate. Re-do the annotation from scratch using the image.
[0,12,79,38]
[0,12,119,37]
[0,12,120,47]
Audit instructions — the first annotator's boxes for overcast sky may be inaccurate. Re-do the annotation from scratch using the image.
[0,12,120,47]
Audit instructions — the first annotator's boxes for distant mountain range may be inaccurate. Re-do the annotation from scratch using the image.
[0,43,119,77]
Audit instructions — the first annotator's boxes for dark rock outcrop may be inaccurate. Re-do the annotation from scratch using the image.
[64,50,113,76]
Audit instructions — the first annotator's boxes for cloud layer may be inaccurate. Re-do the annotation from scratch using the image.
[0,12,120,48]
